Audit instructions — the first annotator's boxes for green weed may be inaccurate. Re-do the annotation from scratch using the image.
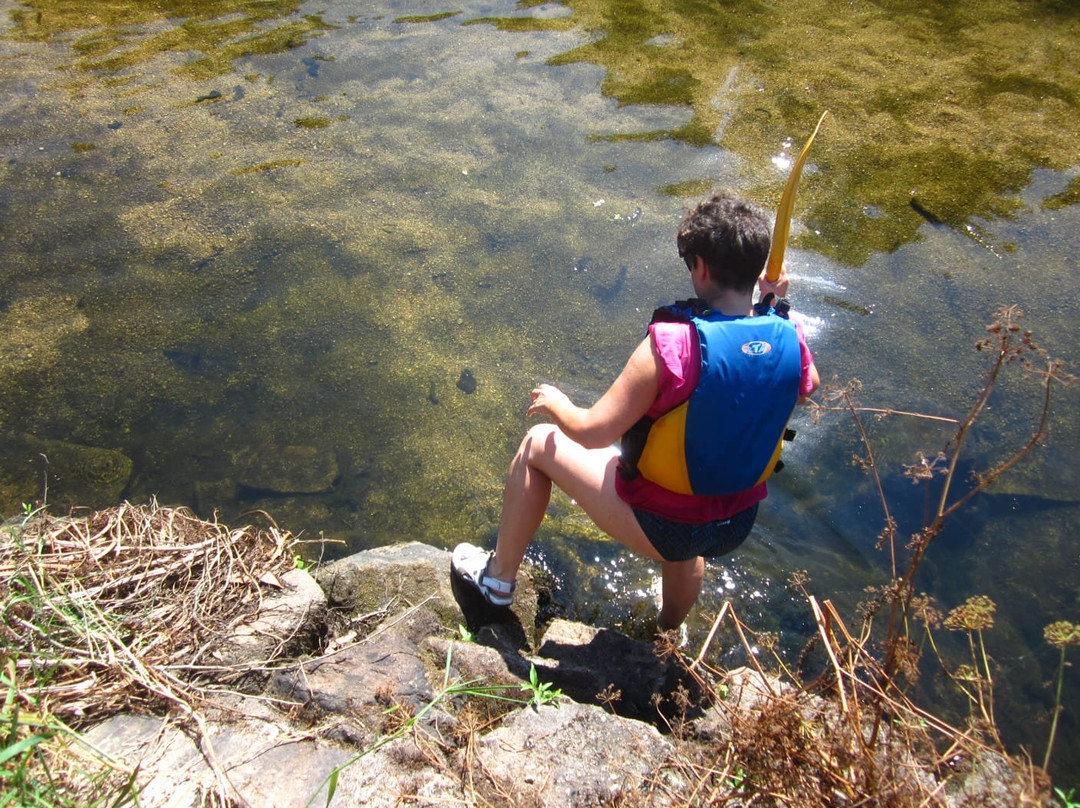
[521,663,563,708]
[1056,787,1079,808]
[2,632,137,806]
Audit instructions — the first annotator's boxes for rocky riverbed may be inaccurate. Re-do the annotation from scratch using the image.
[83,541,1050,807]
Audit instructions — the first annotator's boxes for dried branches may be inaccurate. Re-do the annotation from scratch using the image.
[673,596,1044,808]
[814,307,1073,694]
[1,499,300,805]
[2,500,295,724]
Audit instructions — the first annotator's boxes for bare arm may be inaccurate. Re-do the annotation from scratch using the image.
[799,360,820,404]
[760,268,820,403]
[527,337,661,449]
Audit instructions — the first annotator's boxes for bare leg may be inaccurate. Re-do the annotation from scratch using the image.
[486,423,663,582]
[658,557,705,630]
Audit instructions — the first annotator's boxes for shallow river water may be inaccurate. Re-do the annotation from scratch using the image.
[1,0,1078,785]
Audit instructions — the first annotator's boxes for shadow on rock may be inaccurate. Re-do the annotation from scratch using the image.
[449,559,531,652]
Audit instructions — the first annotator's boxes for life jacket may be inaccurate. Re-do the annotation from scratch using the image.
[620,298,802,496]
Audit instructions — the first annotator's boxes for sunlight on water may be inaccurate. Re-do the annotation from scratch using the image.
[770,148,794,173]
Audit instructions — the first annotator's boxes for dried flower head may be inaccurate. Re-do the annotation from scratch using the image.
[757,631,779,653]
[859,584,888,621]
[903,451,946,484]
[875,516,897,551]
[892,636,922,684]
[821,377,862,404]
[1044,621,1080,650]
[911,594,943,629]
[944,595,996,632]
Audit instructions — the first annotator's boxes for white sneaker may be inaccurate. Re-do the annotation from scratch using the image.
[451,543,516,607]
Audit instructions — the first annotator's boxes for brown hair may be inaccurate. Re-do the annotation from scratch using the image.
[676,191,771,293]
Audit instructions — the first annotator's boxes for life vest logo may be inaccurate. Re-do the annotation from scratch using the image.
[741,340,773,356]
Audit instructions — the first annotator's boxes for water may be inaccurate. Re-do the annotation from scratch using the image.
[1,0,1078,785]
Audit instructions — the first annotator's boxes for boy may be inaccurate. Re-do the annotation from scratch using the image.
[453,192,819,631]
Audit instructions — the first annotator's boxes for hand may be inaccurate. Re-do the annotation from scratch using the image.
[527,383,572,419]
[758,268,790,302]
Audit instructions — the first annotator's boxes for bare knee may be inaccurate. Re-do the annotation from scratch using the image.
[525,422,560,443]
[519,423,561,462]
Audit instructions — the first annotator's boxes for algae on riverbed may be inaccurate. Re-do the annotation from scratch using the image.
[526,0,1080,264]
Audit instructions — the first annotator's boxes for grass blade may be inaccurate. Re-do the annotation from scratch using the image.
[0,733,50,766]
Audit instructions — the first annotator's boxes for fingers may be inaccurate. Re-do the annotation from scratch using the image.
[526,384,548,417]
[527,384,564,418]
[758,268,790,300]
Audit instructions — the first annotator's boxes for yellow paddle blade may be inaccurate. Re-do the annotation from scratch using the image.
[765,110,829,282]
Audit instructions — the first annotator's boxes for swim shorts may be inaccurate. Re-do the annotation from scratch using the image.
[633,503,758,562]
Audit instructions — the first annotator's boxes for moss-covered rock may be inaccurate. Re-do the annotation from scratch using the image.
[0,433,131,513]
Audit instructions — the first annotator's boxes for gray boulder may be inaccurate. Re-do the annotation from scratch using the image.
[467,700,673,808]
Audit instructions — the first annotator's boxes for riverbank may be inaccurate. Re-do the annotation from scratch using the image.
[1,502,1055,807]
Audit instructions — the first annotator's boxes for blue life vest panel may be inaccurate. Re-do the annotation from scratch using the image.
[629,302,802,496]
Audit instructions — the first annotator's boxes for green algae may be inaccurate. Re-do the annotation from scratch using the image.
[176,17,337,81]
[294,116,331,128]
[1044,176,1080,211]
[5,0,336,81]
[229,159,306,174]
[463,16,576,33]
[658,179,715,198]
[478,0,1080,266]
[587,130,671,144]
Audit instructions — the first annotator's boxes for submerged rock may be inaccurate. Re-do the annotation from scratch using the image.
[0,433,132,511]
[456,368,476,394]
[238,444,339,494]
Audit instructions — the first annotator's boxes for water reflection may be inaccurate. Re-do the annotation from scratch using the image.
[0,0,1078,785]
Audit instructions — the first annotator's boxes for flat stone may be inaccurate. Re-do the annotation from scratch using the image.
[215,568,327,682]
[270,625,433,714]
[470,700,672,808]
[83,707,357,808]
[426,634,529,690]
[316,542,467,631]
[81,705,455,808]
[536,618,694,721]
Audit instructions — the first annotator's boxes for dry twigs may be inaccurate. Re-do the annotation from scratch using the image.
[2,499,298,805]
[673,596,1046,808]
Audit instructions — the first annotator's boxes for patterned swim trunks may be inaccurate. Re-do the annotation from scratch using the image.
[632,503,758,562]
